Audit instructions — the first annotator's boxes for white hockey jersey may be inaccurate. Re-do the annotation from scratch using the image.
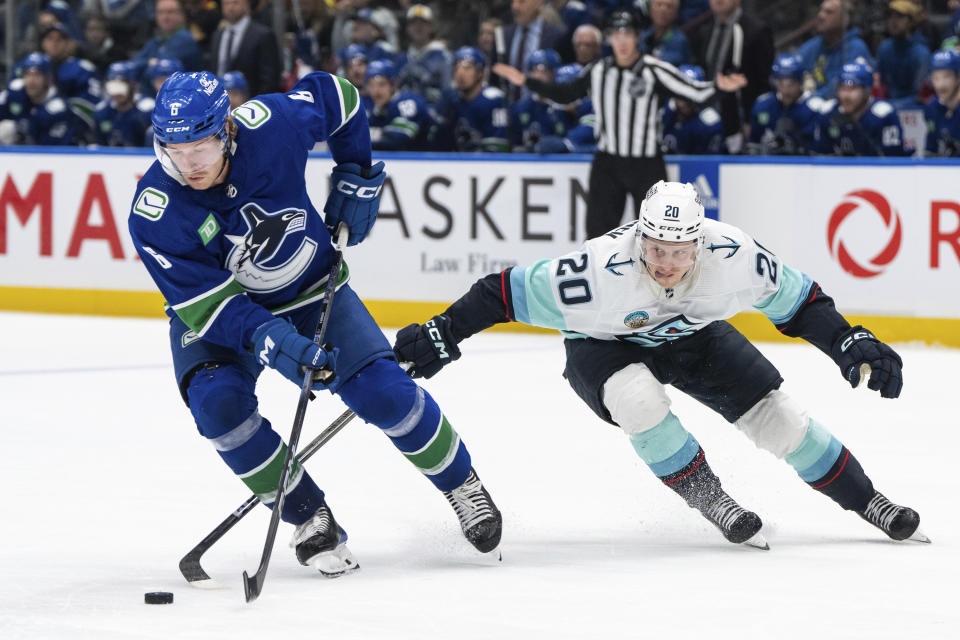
[507,219,814,346]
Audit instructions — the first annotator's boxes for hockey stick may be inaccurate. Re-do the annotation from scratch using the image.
[242,223,349,603]
[179,407,358,585]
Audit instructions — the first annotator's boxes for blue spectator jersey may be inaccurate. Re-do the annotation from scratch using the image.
[747,91,819,155]
[813,98,908,156]
[660,101,725,154]
[560,1,592,33]
[0,81,75,145]
[639,27,692,66]
[52,57,103,129]
[875,36,929,105]
[93,95,155,147]
[509,95,568,152]
[133,28,203,79]
[923,95,960,156]
[395,42,452,105]
[797,28,874,99]
[128,72,370,353]
[431,85,509,152]
[363,90,432,151]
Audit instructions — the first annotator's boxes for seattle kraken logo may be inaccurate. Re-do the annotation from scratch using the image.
[225,203,317,293]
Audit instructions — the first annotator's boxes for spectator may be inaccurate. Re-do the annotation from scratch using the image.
[690,0,774,153]
[555,0,592,36]
[814,62,908,156]
[132,0,203,76]
[508,49,566,152]
[534,62,598,154]
[907,0,940,51]
[331,2,399,57]
[95,1,155,55]
[502,0,569,101]
[478,18,504,62]
[747,53,818,155]
[875,0,929,108]
[210,0,281,96]
[797,0,874,99]
[363,59,433,151]
[81,12,128,76]
[571,23,603,66]
[640,0,692,66]
[923,49,960,157]
[183,0,221,48]
[92,60,154,147]
[660,65,725,154]
[222,70,250,110]
[680,0,711,24]
[338,43,369,93]
[145,57,183,96]
[40,21,103,136]
[431,47,509,152]
[348,8,398,61]
[0,53,76,145]
[395,4,452,106]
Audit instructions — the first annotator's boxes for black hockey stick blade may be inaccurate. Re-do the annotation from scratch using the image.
[179,409,357,585]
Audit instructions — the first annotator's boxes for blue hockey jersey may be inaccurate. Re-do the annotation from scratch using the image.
[660,100,725,154]
[509,95,568,152]
[813,98,908,156]
[363,90,432,151]
[923,97,960,157]
[747,91,818,155]
[0,80,76,145]
[128,72,370,354]
[52,57,102,130]
[395,42,452,105]
[93,95,155,147]
[430,85,509,152]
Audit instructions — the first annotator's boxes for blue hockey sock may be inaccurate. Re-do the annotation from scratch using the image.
[628,412,701,476]
[187,364,326,526]
[339,358,472,491]
[785,419,874,511]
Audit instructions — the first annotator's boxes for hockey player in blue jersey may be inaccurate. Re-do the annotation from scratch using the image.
[92,61,155,147]
[39,21,103,137]
[395,4,452,106]
[222,71,250,110]
[146,58,183,97]
[0,53,76,146]
[508,50,568,153]
[128,71,502,576]
[814,62,909,156]
[923,50,960,157]
[430,47,509,153]
[395,181,925,548]
[748,54,819,156]
[363,60,432,151]
[659,65,725,155]
[532,63,598,154]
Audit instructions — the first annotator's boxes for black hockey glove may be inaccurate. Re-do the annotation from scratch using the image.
[830,326,903,398]
[393,315,461,379]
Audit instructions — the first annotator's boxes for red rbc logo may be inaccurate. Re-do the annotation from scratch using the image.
[827,189,902,278]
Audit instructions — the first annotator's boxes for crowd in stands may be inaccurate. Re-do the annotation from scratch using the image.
[2,0,960,157]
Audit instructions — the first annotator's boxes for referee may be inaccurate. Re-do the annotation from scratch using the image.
[494,11,745,239]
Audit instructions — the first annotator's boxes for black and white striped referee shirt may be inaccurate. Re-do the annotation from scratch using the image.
[525,55,719,158]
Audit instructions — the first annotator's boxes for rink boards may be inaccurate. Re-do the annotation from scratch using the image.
[0,148,957,346]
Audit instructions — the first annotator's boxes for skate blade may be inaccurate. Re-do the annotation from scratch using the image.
[907,529,931,544]
[742,532,770,550]
[310,542,360,578]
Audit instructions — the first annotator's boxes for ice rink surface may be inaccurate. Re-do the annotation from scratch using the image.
[1,312,957,639]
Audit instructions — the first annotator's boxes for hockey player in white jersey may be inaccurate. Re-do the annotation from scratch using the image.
[395,181,926,548]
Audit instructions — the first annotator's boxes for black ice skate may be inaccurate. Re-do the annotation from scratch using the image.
[857,492,930,543]
[291,502,359,577]
[443,468,502,555]
[700,493,768,549]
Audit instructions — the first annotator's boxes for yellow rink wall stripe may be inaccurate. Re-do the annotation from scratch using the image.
[1,286,958,347]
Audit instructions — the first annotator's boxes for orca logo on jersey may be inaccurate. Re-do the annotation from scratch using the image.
[225,203,318,293]
[827,190,902,278]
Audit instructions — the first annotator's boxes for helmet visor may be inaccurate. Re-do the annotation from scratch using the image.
[157,134,225,175]
[639,235,698,268]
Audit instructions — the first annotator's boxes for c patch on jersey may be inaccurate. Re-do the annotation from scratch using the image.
[133,188,169,221]
[224,203,317,293]
[232,100,272,130]
[198,213,220,245]
[624,311,650,329]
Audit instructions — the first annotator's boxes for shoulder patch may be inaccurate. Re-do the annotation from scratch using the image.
[870,100,894,118]
[10,78,24,91]
[133,187,169,221]
[482,86,505,100]
[808,97,834,114]
[699,107,721,126]
[79,59,97,72]
[137,97,156,112]
[232,99,272,129]
[46,98,66,114]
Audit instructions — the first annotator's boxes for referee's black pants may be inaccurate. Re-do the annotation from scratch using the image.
[586,152,667,239]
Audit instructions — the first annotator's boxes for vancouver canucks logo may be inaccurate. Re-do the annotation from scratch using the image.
[225,203,317,293]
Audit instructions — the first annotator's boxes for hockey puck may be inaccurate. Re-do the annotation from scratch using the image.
[144,591,174,605]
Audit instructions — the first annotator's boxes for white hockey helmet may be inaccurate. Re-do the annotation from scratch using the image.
[638,180,705,243]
